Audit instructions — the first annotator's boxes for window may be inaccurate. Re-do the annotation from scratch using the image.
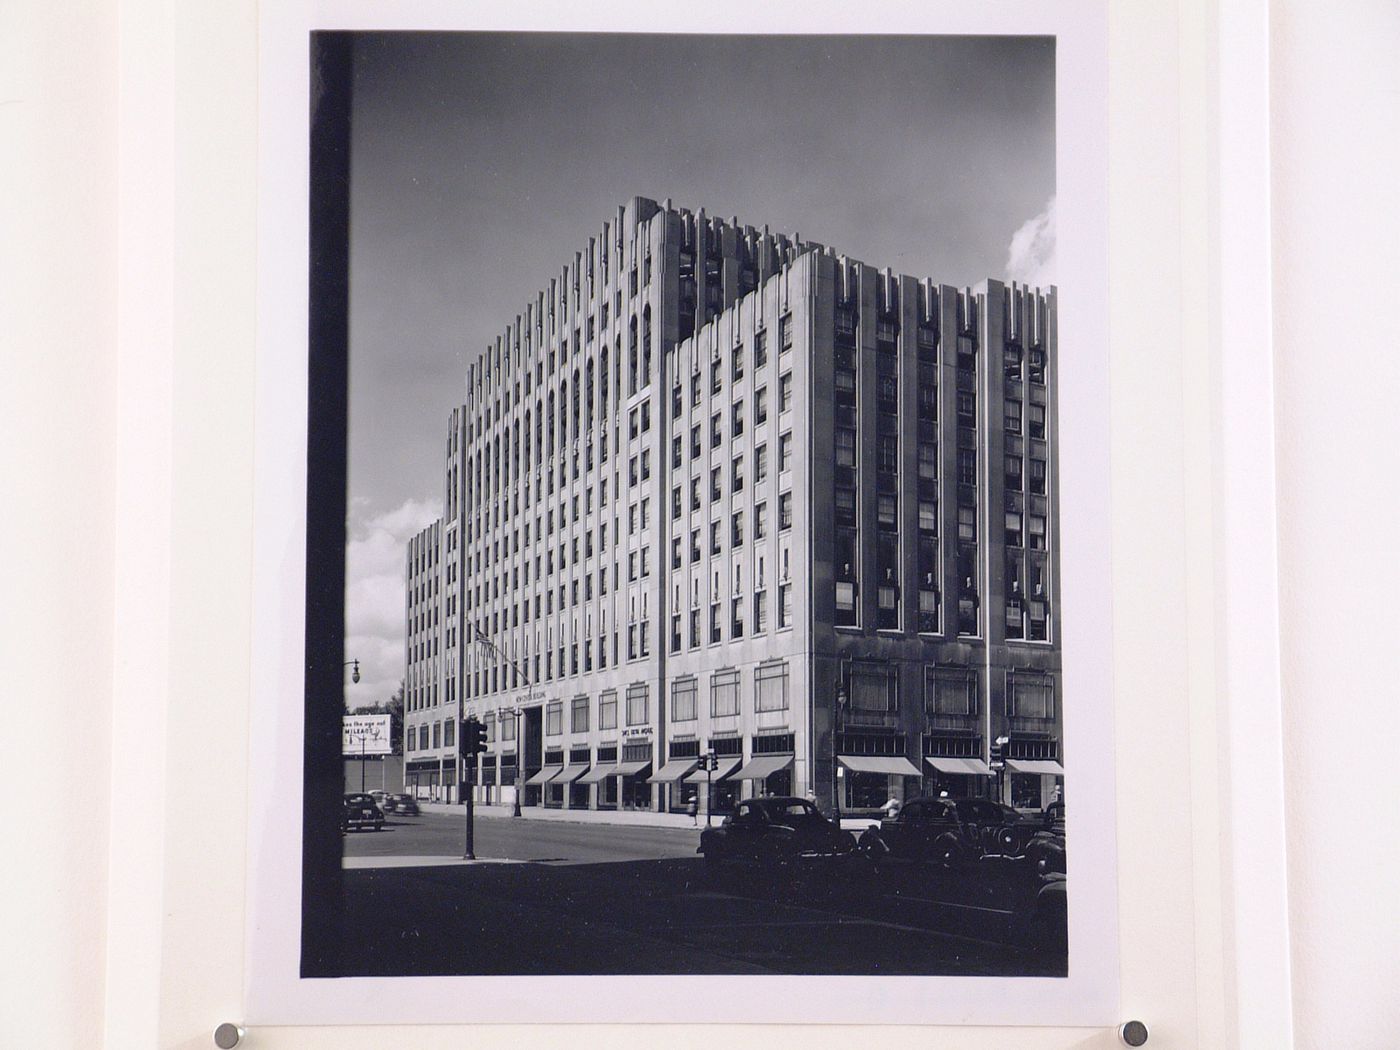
[754,502,768,540]
[711,412,722,449]
[850,662,897,713]
[957,448,977,485]
[546,701,563,736]
[778,314,792,351]
[1029,402,1046,438]
[1005,399,1022,433]
[918,499,938,533]
[732,344,744,382]
[672,436,682,469]
[779,581,792,628]
[571,695,589,733]
[710,466,721,502]
[1028,600,1049,641]
[835,428,856,467]
[779,372,792,412]
[711,669,740,717]
[731,596,744,637]
[918,442,938,481]
[779,492,793,530]
[672,678,697,722]
[732,455,744,492]
[1005,511,1023,547]
[958,506,977,542]
[779,432,793,473]
[835,581,856,621]
[877,494,897,529]
[926,668,977,716]
[1005,455,1023,491]
[710,520,722,556]
[1028,514,1047,550]
[690,424,701,458]
[599,690,617,730]
[755,387,768,426]
[755,662,789,711]
[958,596,979,636]
[918,586,939,633]
[1005,600,1024,638]
[1029,458,1047,494]
[755,443,768,483]
[877,435,899,473]
[1008,675,1054,719]
[626,684,649,726]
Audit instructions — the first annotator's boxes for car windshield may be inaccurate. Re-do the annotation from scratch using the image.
[345,794,374,804]
[762,800,823,822]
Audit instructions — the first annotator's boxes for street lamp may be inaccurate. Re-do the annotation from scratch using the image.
[497,703,524,818]
[344,659,361,684]
[472,621,532,820]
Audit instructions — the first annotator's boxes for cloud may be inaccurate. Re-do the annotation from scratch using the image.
[1005,195,1056,288]
[344,496,441,708]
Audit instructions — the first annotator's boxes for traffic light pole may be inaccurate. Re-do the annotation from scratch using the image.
[460,716,487,860]
[463,763,476,860]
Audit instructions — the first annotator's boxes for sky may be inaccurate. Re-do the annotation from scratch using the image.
[342,32,1056,708]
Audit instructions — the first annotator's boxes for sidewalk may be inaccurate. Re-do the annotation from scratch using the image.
[415,801,880,833]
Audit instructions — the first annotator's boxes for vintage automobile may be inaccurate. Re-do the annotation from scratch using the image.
[383,793,420,817]
[1021,802,1066,874]
[342,792,385,833]
[698,796,856,876]
[857,796,1043,867]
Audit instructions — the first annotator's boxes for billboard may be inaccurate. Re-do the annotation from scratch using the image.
[342,714,392,756]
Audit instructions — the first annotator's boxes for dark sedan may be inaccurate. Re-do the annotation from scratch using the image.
[698,796,856,876]
[383,793,420,817]
[858,796,1042,867]
[342,792,384,833]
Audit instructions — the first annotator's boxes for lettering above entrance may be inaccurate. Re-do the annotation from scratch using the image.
[622,726,654,739]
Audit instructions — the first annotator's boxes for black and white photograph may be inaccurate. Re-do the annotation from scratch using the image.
[305,27,1073,985]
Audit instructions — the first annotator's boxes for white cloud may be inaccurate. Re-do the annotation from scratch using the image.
[1005,195,1057,289]
[344,496,441,708]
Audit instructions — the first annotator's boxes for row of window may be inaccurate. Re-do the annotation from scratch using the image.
[407,662,1055,751]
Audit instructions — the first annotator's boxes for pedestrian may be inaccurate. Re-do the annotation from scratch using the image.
[686,795,699,826]
[879,795,902,819]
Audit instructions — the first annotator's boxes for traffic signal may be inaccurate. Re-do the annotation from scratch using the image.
[702,750,718,772]
[461,716,488,758]
[990,734,1009,769]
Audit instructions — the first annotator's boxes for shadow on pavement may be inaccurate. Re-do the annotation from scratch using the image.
[329,855,1067,978]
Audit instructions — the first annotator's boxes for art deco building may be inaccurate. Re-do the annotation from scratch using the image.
[402,196,1062,817]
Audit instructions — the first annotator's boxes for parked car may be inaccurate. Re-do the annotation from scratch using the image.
[857,796,1042,867]
[342,792,384,832]
[1024,802,1066,875]
[698,796,856,877]
[383,793,420,817]
[1024,871,1068,951]
[368,789,389,808]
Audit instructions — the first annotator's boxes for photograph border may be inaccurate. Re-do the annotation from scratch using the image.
[247,0,1118,1028]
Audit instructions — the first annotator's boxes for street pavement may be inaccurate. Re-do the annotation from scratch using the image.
[334,811,1066,978]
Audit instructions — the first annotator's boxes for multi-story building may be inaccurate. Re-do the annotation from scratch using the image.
[402,196,1063,816]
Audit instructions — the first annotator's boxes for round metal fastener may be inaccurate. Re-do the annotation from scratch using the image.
[213,1022,245,1048]
[1119,1020,1150,1046]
